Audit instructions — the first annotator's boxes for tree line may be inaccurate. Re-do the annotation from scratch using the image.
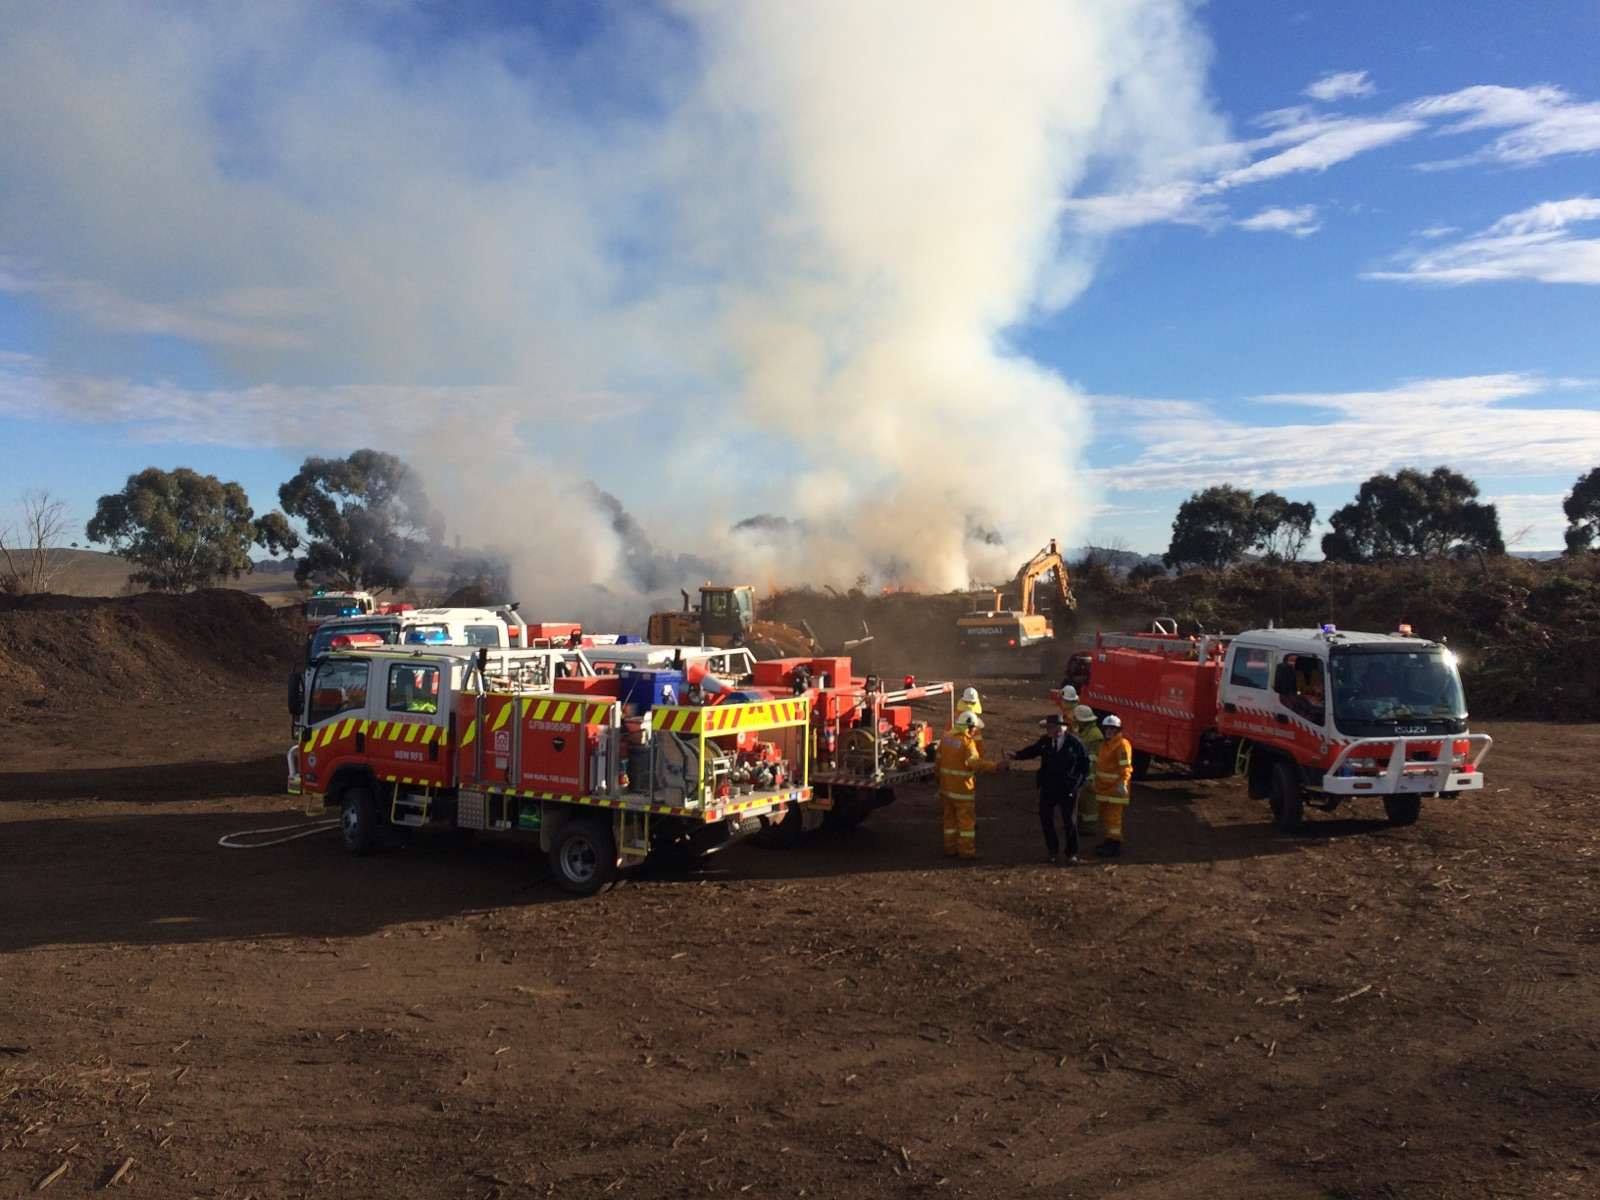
[9,456,1600,595]
[1163,465,1600,571]
[81,450,441,593]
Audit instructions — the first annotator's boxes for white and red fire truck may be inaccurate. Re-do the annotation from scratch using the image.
[301,590,380,634]
[1068,621,1492,831]
[289,646,817,894]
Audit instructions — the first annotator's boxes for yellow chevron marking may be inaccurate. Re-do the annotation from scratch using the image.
[339,717,355,739]
[404,723,421,744]
[531,699,549,719]
[552,701,571,722]
[491,702,513,732]
[358,720,370,735]
[520,697,532,718]
[461,719,478,747]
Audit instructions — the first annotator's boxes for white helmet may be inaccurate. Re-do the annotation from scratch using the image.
[1072,704,1096,723]
[955,710,983,731]
[960,686,980,703]
[1059,685,1079,703]
[1101,714,1122,729]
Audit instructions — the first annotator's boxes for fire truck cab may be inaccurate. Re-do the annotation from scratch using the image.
[1078,622,1492,831]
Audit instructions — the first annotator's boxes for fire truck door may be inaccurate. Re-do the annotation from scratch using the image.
[364,660,452,788]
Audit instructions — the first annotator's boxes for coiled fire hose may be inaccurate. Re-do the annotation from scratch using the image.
[217,819,340,849]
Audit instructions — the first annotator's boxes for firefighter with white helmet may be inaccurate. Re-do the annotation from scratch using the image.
[1093,714,1134,857]
[956,686,985,752]
[1055,683,1079,722]
[1073,703,1103,831]
[936,708,1007,859]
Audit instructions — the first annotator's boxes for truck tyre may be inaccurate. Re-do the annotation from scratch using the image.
[340,787,378,856]
[1383,795,1422,826]
[549,817,618,896]
[1131,750,1152,781]
[1269,761,1304,833]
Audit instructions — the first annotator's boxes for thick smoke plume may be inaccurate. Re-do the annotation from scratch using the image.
[0,1,1224,622]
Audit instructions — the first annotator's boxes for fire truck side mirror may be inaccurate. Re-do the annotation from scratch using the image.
[1271,661,1298,697]
[287,669,306,717]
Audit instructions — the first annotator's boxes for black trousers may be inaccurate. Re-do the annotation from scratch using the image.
[1038,788,1079,857]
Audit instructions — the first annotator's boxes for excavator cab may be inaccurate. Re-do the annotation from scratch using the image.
[699,585,755,641]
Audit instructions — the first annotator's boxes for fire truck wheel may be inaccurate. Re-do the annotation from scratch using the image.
[1269,761,1304,833]
[1131,750,1153,781]
[549,818,618,896]
[1383,795,1422,826]
[340,787,379,856]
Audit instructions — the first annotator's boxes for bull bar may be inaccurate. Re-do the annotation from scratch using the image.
[1318,733,1493,795]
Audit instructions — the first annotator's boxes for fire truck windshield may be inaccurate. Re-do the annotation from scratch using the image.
[1330,648,1466,733]
[306,597,361,619]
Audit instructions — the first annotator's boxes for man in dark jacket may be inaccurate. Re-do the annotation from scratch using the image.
[1011,713,1092,864]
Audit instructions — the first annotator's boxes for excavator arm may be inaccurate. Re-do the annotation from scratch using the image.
[1013,539,1075,616]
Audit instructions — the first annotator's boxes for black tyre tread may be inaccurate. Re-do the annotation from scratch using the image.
[1384,794,1422,826]
[341,787,378,856]
[549,816,618,896]
[1270,761,1304,833]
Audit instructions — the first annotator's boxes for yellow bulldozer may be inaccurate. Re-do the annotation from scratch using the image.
[647,584,872,660]
[954,539,1076,676]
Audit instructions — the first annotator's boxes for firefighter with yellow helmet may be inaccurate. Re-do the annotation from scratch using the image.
[936,709,1007,859]
[1073,704,1103,832]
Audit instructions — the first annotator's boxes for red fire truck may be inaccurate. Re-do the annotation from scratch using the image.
[1069,621,1492,831]
[289,645,816,893]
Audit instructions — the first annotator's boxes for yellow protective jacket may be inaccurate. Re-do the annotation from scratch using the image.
[1077,722,1104,760]
[936,728,998,797]
[955,696,983,719]
[1094,733,1134,804]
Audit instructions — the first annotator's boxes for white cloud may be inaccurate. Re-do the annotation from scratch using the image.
[1367,197,1600,285]
[1097,374,1600,495]
[1305,71,1375,103]
[0,355,643,448]
[1407,84,1600,168]
[1236,205,1322,237]
[1063,77,1600,236]
[1215,118,1423,187]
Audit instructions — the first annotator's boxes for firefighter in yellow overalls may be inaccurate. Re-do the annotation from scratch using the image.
[936,710,1006,859]
[1093,714,1134,858]
[1073,704,1104,832]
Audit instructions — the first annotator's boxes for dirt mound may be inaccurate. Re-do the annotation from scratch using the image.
[762,588,976,676]
[0,590,302,723]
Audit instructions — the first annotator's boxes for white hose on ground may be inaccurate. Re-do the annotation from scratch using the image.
[217,820,340,849]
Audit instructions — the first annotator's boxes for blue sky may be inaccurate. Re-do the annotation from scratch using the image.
[1,0,1597,582]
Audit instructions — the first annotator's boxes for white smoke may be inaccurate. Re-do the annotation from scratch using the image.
[0,1,1225,618]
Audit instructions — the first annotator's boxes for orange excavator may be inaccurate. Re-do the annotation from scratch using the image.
[955,540,1076,675]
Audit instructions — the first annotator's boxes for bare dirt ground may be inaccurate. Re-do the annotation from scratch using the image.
[3,673,1598,1199]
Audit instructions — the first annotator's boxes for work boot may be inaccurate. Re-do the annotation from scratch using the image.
[1064,855,1080,866]
[1046,853,1058,864]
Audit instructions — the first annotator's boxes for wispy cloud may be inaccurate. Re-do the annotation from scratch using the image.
[1063,78,1600,236]
[1367,197,1600,285]
[1407,84,1600,168]
[1236,204,1322,237]
[1093,374,1600,494]
[1304,70,1375,103]
[0,355,642,448]
[0,263,317,351]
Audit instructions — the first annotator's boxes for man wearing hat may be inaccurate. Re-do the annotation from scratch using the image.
[1010,711,1092,864]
